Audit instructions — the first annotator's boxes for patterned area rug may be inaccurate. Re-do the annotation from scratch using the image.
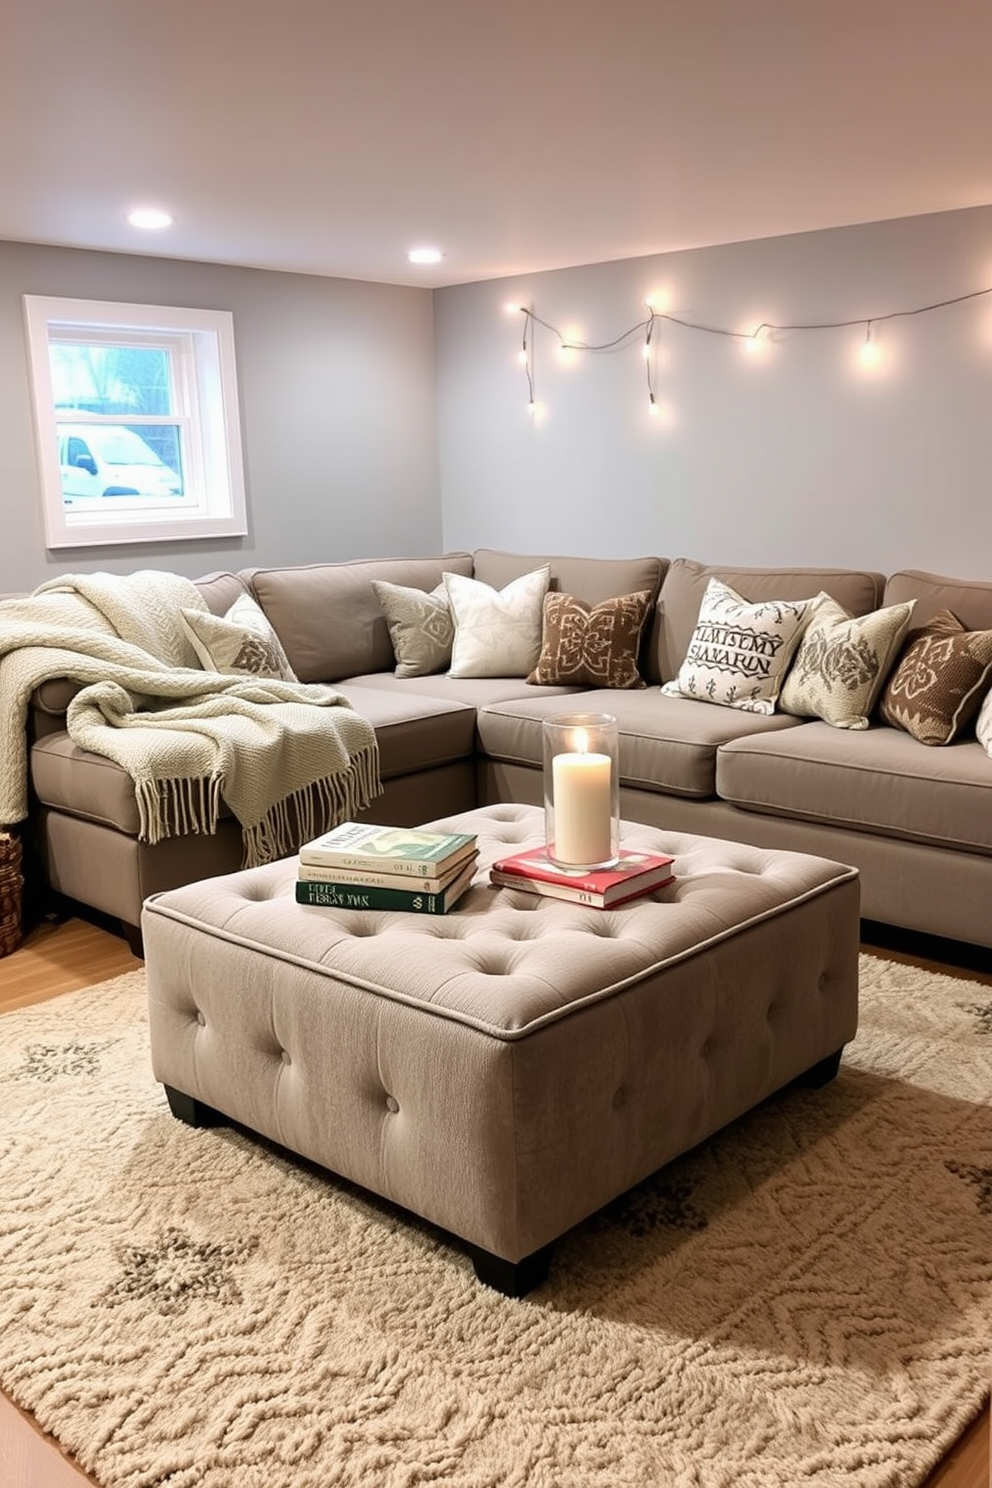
[1,956,991,1488]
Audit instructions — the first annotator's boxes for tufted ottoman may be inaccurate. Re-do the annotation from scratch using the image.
[142,804,860,1295]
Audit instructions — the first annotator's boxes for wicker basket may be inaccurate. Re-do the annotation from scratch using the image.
[0,831,24,958]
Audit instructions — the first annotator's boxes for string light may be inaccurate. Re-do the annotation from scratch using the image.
[858,320,883,370]
[506,303,537,410]
[644,309,658,415]
[508,284,992,413]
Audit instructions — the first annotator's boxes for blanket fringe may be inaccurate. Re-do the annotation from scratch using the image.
[242,741,382,868]
[133,741,381,866]
[134,773,224,845]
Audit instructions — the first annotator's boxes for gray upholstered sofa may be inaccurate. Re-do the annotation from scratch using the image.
[17,549,992,952]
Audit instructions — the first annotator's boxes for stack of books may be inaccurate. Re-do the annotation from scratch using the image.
[295,821,479,915]
[489,845,675,908]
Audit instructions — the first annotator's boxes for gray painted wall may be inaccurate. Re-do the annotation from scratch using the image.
[434,206,992,580]
[0,241,440,591]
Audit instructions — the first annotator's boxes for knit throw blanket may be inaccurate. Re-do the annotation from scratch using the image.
[0,571,381,867]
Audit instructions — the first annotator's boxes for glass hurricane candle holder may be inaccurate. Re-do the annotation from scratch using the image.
[543,712,620,872]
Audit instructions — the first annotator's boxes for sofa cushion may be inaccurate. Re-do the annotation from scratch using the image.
[472,550,665,608]
[882,569,992,632]
[244,555,473,683]
[341,672,580,706]
[371,580,453,678]
[180,594,298,681]
[879,610,992,745]
[716,723,992,855]
[527,590,652,689]
[779,597,916,729]
[332,686,477,780]
[29,733,233,835]
[444,567,551,679]
[193,571,251,617]
[477,690,806,800]
[661,579,813,715]
[655,559,886,684]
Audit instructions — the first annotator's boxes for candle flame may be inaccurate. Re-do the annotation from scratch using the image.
[573,727,589,753]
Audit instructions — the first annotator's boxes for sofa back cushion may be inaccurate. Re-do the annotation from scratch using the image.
[472,549,666,607]
[194,571,251,616]
[655,559,886,683]
[472,550,666,684]
[243,555,473,682]
[882,569,992,632]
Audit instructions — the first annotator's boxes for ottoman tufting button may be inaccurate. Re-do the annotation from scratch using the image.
[385,1094,399,1113]
[194,1010,205,1027]
[281,1049,291,1066]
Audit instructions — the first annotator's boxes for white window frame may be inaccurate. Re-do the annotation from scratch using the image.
[23,296,248,548]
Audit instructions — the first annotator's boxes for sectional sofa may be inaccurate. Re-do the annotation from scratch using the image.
[17,548,992,953]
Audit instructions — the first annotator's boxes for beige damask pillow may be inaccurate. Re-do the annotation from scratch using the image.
[527,590,652,688]
[779,596,915,729]
[180,593,297,681]
[660,578,813,714]
[444,566,551,678]
[372,579,453,678]
[976,686,992,758]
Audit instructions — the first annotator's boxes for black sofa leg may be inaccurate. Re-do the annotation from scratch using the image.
[798,1048,843,1088]
[164,1084,226,1127]
[465,1241,554,1297]
[121,920,144,959]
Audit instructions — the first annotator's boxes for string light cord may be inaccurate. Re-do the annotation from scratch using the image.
[514,284,992,349]
[510,283,992,415]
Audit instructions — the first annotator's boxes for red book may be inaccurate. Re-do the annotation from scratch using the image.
[489,845,675,908]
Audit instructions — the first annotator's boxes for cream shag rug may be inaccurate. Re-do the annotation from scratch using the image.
[1,956,991,1488]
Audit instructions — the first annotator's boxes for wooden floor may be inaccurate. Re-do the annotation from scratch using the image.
[0,913,988,1488]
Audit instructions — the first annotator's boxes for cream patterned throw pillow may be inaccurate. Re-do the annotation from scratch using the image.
[180,593,297,681]
[780,596,916,729]
[372,579,453,678]
[976,686,992,759]
[661,578,813,714]
[444,566,551,679]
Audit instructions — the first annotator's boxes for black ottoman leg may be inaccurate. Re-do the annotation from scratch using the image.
[164,1084,226,1127]
[466,1241,554,1297]
[798,1048,843,1088]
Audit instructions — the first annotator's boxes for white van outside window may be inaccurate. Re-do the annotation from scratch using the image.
[23,296,247,548]
[59,423,184,504]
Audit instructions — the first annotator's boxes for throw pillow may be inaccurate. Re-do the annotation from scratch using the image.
[180,593,297,681]
[371,579,453,678]
[444,566,551,679]
[779,596,917,730]
[976,685,992,759]
[879,609,992,745]
[527,589,652,688]
[660,578,813,714]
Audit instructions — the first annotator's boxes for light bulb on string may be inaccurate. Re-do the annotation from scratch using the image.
[742,323,770,356]
[858,321,882,370]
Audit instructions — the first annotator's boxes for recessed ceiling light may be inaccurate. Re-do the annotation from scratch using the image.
[407,246,444,265]
[127,207,175,230]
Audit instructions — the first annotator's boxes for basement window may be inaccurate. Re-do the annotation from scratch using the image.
[23,295,247,548]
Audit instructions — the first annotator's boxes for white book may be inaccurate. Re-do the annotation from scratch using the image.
[298,821,478,878]
[297,853,478,894]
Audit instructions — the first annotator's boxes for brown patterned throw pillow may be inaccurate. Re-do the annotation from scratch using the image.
[880,609,992,745]
[527,590,652,688]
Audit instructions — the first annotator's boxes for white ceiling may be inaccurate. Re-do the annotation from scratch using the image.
[4,0,991,289]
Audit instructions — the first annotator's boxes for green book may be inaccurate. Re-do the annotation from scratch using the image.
[295,858,476,915]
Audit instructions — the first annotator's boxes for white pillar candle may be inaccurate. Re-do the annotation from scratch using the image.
[552,748,613,865]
